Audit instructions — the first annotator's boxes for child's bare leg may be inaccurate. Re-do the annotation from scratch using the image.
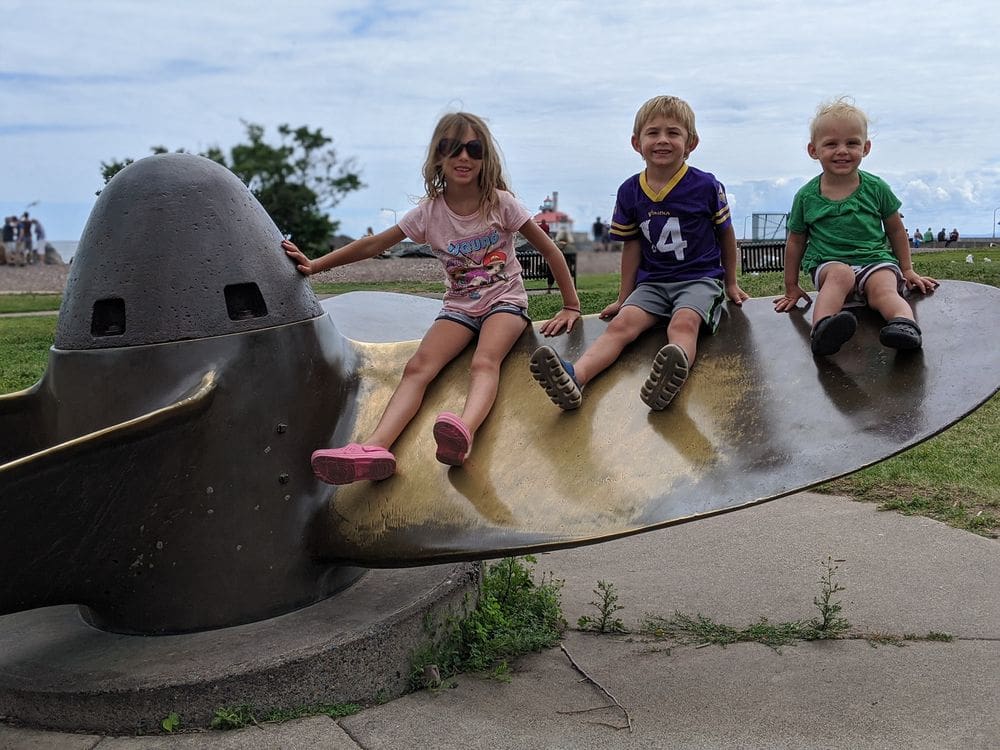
[665,308,702,364]
[459,313,528,433]
[367,320,474,448]
[573,306,658,386]
[808,263,861,356]
[812,263,855,324]
[864,269,914,321]
[865,269,923,349]
[641,308,701,411]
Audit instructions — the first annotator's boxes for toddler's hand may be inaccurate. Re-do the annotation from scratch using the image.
[903,269,939,294]
[773,286,812,313]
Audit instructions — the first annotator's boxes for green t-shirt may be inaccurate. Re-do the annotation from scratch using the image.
[787,170,901,274]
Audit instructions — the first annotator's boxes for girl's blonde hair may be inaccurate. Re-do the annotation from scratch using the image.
[810,96,869,142]
[421,112,511,218]
[633,95,698,147]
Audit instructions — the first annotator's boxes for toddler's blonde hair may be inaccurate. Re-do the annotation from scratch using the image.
[810,97,869,142]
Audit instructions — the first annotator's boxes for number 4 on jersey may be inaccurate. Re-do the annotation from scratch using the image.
[641,217,687,260]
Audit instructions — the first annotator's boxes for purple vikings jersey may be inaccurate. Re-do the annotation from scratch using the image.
[610,164,731,283]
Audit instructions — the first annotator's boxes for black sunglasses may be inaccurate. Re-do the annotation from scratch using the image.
[437,138,484,160]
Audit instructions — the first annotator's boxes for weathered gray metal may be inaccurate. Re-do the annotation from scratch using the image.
[56,153,321,349]
[1,155,361,634]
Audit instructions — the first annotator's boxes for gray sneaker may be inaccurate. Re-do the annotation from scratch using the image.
[529,345,582,410]
[640,343,689,411]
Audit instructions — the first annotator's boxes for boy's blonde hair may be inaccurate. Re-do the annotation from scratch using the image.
[810,97,869,142]
[633,95,698,146]
[421,112,511,219]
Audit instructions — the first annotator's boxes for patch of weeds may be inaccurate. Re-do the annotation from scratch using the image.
[578,580,628,634]
[639,557,852,651]
[261,703,360,722]
[639,612,806,651]
[864,631,906,648]
[210,704,256,730]
[210,702,360,731]
[409,555,565,689]
[160,712,180,732]
[924,631,954,642]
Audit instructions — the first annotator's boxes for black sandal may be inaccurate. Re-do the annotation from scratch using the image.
[811,311,857,356]
[879,317,922,350]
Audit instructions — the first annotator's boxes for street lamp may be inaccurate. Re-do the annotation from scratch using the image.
[380,207,398,225]
[993,207,1000,239]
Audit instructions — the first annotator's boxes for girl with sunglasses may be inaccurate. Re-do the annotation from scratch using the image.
[282,112,581,484]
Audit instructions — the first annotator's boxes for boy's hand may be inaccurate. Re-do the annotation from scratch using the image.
[903,269,939,294]
[599,301,623,320]
[773,285,812,312]
[726,282,749,306]
[282,239,314,276]
[539,308,581,337]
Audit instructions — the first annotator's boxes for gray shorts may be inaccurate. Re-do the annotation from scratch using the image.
[622,278,727,333]
[812,261,905,308]
[436,301,530,334]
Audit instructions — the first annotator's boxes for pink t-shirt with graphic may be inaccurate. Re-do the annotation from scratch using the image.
[398,190,531,316]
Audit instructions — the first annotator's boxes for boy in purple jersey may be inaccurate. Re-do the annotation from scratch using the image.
[530,95,748,411]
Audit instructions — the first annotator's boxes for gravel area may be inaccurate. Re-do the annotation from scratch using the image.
[0,251,622,294]
[0,263,70,294]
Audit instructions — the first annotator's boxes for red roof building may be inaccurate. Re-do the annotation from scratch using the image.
[532,191,573,237]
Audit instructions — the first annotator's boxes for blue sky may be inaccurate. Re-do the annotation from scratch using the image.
[3,0,999,245]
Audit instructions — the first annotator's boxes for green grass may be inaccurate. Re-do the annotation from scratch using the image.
[0,316,56,393]
[210,701,360,730]
[0,293,62,314]
[409,556,564,688]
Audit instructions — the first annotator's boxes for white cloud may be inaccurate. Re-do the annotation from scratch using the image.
[3,0,998,242]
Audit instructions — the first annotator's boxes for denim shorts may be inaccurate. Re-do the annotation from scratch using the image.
[436,301,530,334]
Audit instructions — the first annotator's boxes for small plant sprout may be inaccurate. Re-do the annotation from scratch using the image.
[578,580,628,634]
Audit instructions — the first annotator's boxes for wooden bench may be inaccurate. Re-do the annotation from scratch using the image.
[515,244,577,292]
[739,240,786,273]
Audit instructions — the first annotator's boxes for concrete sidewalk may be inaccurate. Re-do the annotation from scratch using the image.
[2,492,998,749]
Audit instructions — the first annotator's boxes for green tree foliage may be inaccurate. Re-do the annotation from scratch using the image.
[100,123,363,257]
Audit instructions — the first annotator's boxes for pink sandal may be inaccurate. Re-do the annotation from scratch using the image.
[433,412,473,467]
[311,443,396,485]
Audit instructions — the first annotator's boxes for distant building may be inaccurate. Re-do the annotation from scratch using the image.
[532,192,573,237]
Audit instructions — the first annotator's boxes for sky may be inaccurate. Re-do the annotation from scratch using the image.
[4,0,1000,249]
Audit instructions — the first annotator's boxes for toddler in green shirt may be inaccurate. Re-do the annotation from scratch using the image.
[774,98,937,355]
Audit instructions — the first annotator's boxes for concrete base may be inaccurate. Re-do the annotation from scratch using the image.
[0,563,479,734]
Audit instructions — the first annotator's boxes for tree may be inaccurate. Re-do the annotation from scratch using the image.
[100,122,364,257]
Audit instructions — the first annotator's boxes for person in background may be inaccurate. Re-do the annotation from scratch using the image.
[16,213,34,265]
[32,217,46,264]
[911,228,922,248]
[592,216,604,251]
[1,216,17,265]
[946,228,959,247]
